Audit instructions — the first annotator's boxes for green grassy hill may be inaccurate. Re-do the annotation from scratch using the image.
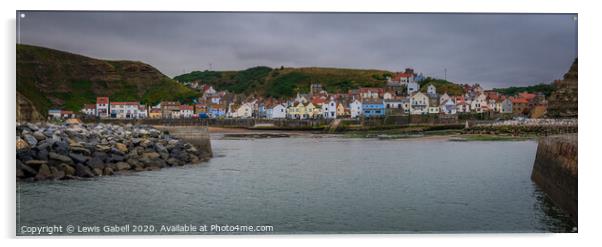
[174,66,394,98]
[17,44,199,117]
[492,83,555,97]
[418,77,465,96]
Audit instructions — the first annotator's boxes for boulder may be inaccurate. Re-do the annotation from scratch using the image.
[154,143,168,153]
[140,139,152,148]
[23,134,38,146]
[35,149,49,160]
[166,158,181,166]
[142,152,161,160]
[68,152,89,164]
[115,162,131,171]
[35,164,52,180]
[114,143,128,153]
[24,159,48,170]
[87,156,105,170]
[60,164,76,176]
[16,137,29,150]
[32,131,47,141]
[17,160,37,177]
[50,167,65,180]
[17,149,35,162]
[92,168,103,176]
[108,154,125,162]
[49,152,73,164]
[159,151,170,160]
[70,146,91,155]
[103,167,114,176]
[96,144,111,152]
[53,141,70,155]
[74,163,94,178]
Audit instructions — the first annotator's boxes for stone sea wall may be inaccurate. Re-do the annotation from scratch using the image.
[16,122,212,181]
[531,134,578,224]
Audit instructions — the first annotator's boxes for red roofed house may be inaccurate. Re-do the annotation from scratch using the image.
[96,97,109,118]
[511,97,530,115]
[82,104,96,116]
[60,110,75,119]
[179,104,194,118]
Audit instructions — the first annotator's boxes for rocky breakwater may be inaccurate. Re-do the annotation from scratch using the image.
[16,122,211,181]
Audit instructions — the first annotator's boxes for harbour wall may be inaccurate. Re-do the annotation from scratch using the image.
[531,134,578,224]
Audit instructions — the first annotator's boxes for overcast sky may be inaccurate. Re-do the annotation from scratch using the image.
[17,11,577,89]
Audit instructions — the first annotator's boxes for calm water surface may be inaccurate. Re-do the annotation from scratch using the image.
[17,135,574,234]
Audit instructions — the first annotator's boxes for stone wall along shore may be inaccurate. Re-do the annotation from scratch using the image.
[16,122,211,181]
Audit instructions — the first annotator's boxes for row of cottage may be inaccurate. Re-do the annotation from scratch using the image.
[48,80,545,120]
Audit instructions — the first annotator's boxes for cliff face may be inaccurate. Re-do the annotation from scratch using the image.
[16,44,198,117]
[16,91,44,122]
[546,59,578,118]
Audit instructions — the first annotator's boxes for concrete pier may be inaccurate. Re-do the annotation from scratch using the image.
[155,125,213,160]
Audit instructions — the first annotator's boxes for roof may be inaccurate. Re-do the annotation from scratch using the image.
[518,92,536,100]
[361,99,384,104]
[110,101,139,106]
[96,97,109,104]
[512,98,529,104]
[391,72,413,81]
[359,87,384,94]
[179,105,194,111]
[83,104,96,109]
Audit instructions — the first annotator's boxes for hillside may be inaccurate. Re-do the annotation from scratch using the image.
[418,77,465,96]
[174,66,393,98]
[492,83,555,97]
[17,44,198,118]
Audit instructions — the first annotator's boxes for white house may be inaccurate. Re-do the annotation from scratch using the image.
[48,109,62,119]
[110,102,140,119]
[322,99,337,119]
[350,99,363,118]
[471,93,488,113]
[439,93,451,105]
[269,104,287,119]
[96,97,110,118]
[235,103,254,118]
[82,104,96,116]
[383,91,394,100]
[440,98,457,115]
[407,81,419,95]
[179,105,194,118]
[137,105,148,119]
[410,92,429,115]
[427,84,437,96]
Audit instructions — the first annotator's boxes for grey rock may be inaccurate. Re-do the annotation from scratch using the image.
[17,160,37,177]
[33,131,47,141]
[60,164,76,176]
[23,134,38,146]
[24,159,48,170]
[69,152,89,164]
[74,163,94,178]
[87,156,105,170]
[53,141,70,155]
[35,149,48,160]
[35,164,52,180]
[50,166,65,180]
[115,162,131,171]
[49,152,73,164]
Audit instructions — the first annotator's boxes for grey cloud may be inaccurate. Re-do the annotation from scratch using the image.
[17,11,577,89]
